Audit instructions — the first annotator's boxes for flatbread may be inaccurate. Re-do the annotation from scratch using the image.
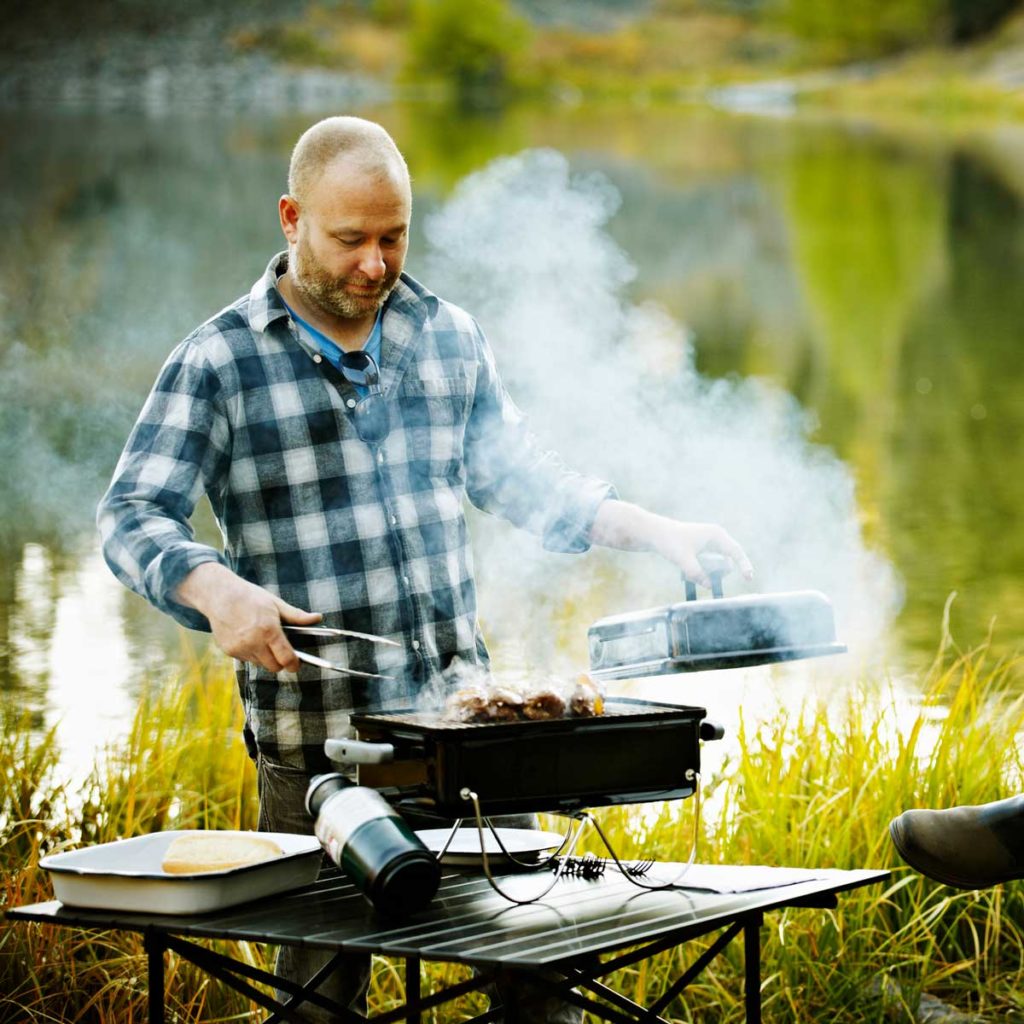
[161,833,284,874]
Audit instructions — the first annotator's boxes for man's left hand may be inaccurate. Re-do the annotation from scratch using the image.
[646,517,754,588]
[590,499,754,588]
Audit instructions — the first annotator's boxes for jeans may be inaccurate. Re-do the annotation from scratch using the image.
[256,754,583,1023]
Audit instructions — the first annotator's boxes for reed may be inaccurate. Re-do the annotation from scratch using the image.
[2,636,1022,1022]
[0,650,267,1023]
[579,639,1024,1021]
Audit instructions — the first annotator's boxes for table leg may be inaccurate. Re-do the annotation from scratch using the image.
[406,955,421,1024]
[144,929,166,1024]
[744,912,763,1024]
[498,971,523,1024]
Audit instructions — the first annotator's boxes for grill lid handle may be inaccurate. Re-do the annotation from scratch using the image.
[683,552,732,601]
[324,739,395,764]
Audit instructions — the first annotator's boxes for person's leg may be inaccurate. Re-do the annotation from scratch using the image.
[491,968,584,1024]
[486,816,583,1024]
[257,755,371,1022]
[890,795,1024,888]
[396,808,584,1024]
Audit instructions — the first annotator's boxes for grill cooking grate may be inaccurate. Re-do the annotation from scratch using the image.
[354,701,695,732]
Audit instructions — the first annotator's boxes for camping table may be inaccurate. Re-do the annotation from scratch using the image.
[7,863,889,1023]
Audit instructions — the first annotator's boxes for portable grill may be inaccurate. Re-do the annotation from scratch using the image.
[326,698,721,818]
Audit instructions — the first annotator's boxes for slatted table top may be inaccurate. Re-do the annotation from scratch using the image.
[8,864,889,968]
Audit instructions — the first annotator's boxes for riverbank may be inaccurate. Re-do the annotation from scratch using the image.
[223,2,1024,122]
[5,2,1024,122]
[0,16,385,114]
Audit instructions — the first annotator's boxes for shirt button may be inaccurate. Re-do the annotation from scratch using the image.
[411,639,421,651]
[313,353,322,364]
[402,575,410,586]
[390,515,398,526]
[346,398,356,409]
[377,451,385,464]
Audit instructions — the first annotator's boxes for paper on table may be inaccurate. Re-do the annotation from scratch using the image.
[651,863,829,894]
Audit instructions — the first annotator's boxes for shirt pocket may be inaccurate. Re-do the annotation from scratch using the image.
[394,373,472,475]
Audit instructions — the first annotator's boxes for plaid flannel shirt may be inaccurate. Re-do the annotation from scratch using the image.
[98,253,614,771]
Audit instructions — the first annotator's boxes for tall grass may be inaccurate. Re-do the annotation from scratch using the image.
[580,639,1024,1021]
[3,638,1023,1021]
[0,651,266,1023]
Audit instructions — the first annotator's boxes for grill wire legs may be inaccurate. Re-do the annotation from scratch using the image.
[450,771,702,906]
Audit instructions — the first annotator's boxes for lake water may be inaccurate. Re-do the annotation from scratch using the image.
[2,98,1022,780]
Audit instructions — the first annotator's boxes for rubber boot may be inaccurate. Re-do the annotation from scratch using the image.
[889,795,1024,889]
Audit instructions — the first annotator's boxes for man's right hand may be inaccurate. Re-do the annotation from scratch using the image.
[174,562,322,673]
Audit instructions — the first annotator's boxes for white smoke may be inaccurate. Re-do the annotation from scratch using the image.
[423,149,902,674]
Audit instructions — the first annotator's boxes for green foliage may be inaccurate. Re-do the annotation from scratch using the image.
[948,0,1024,41]
[369,0,413,24]
[230,21,348,66]
[772,0,1023,55]
[405,0,532,109]
[774,0,947,57]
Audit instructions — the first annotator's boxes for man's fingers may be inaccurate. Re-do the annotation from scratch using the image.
[716,532,755,581]
[242,647,297,674]
[275,598,322,625]
[680,559,710,590]
[219,644,283,673]
[653,519,755,589]
[252,649,293,674]
[255,652,280,673]
[267,633,300,673]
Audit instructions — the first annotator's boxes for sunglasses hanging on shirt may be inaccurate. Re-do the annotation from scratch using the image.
[322,350,391,446]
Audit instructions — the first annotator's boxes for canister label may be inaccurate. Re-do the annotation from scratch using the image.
[314,787,400,862]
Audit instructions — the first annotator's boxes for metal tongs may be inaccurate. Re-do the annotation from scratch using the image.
[284,624,400,681]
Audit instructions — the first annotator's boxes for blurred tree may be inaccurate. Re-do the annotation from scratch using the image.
[662,0,768,11]
[406,0,531,110]
[775,0,944,56]
[368,0,413,25]
[6,0,306,47]
[948,0,1023,41]
[774,0,1022,54]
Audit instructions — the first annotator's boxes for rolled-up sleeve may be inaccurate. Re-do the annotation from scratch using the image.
[463,321,616,553]
[97,338,232,630]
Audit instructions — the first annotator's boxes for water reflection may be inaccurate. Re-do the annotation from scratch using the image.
[889,148,1024,654]
[1,101,1022,775]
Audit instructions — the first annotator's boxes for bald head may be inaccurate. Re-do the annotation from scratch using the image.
[288,116,410,206]
[279,117,411,327]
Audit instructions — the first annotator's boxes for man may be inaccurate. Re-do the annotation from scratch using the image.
[98,116,753,1021]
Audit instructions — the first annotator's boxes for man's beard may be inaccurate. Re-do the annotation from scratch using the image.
[292,240,400,320]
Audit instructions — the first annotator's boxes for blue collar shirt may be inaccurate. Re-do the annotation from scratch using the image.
[284,301,383,396]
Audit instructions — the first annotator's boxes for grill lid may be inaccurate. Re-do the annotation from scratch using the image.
[588,563,845,680]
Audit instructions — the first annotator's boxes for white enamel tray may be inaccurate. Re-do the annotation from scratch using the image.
[39,830,323,915]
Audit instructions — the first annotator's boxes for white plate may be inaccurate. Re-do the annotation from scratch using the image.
[415,828,565,867]
[39,830,323,915]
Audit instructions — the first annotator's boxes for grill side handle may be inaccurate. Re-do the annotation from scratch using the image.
[699,720,725,742]
[324,739,395,764]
